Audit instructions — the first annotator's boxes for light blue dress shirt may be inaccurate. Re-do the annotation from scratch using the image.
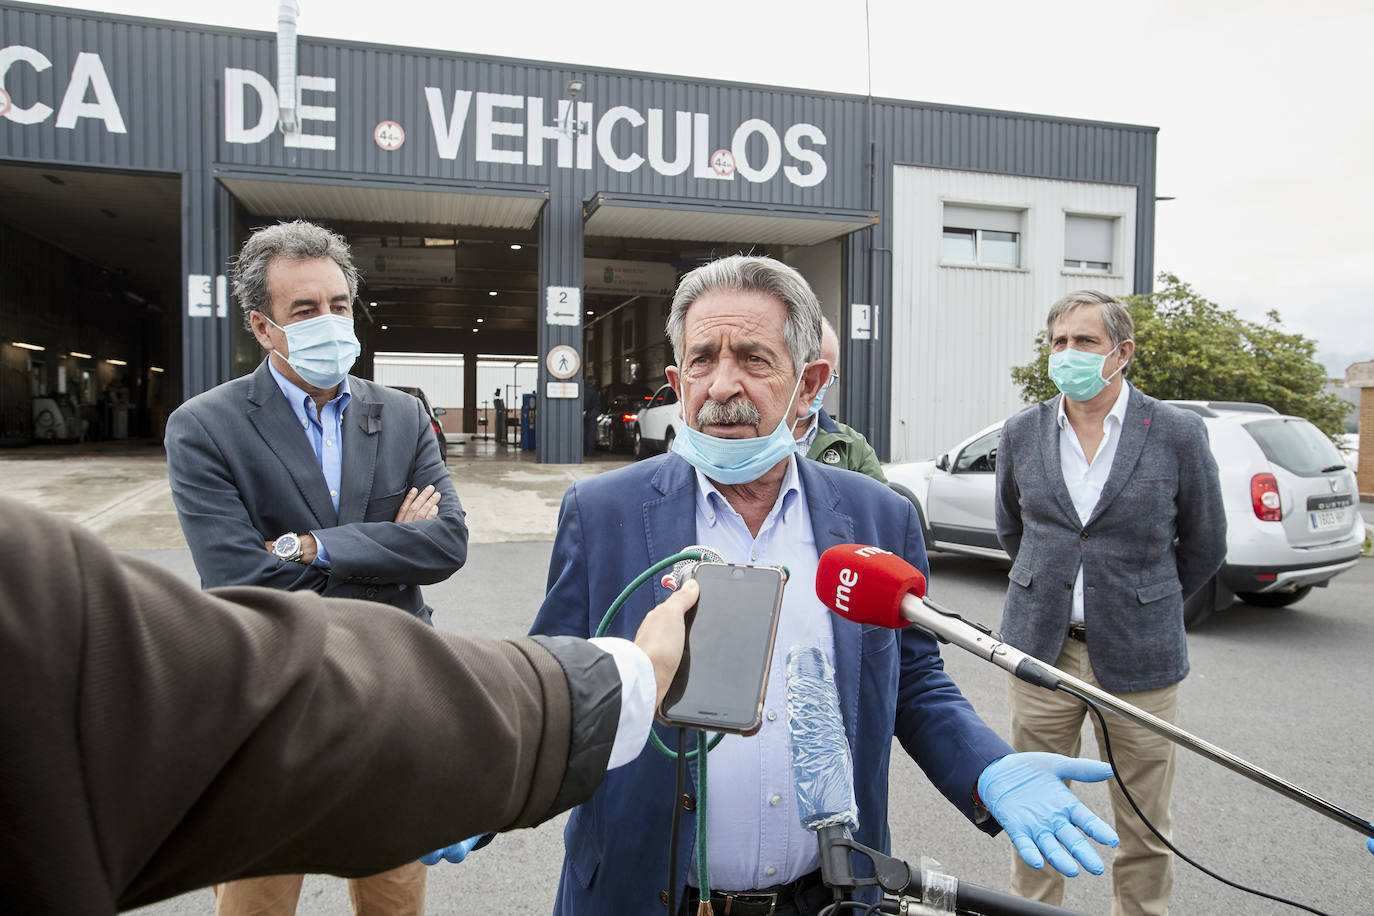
[688,455,835,891]
[267,359,349,569]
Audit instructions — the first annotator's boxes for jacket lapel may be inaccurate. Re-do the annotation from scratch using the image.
[798,460,862,743]
[642,456,702,606]
[1038,396,1080,523]
[338,381,381,525]
[245,359,335,528]
[1088,385,1152,525]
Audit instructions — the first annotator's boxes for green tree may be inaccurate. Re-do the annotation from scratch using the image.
[1010,274,1348,438]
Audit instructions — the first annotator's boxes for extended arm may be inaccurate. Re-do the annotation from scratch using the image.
[0,497,625,913]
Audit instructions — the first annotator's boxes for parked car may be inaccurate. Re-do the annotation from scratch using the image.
[595,384,652,453]
[884,401,1365,628]
[633,383,685,458]
[388,385,448,462]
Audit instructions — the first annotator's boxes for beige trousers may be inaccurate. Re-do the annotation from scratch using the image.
[213,861,428,916]
[1006,638,1180,916]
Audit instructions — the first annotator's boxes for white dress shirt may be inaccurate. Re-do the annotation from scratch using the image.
[1056,381,1132,625]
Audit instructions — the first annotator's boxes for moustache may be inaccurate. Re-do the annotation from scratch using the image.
[696,397,762,428]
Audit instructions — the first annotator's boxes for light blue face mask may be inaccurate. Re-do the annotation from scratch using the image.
[671,372,807,484]
[805,371,838,419]
[1047,345,1129,402]
[262,312,361,389]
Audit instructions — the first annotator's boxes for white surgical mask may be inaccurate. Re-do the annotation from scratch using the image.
[262,312,360,388]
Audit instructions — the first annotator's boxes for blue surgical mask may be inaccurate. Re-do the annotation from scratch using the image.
[805,371,838,419]
[1047,345,1129,402]
[262,312,360,388]
[672,372,806,484]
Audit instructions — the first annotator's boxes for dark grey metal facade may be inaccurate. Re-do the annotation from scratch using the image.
[0,2,1157,461]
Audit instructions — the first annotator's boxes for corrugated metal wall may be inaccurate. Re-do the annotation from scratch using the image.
[888,166,1137,462]
[0,3,1157,462]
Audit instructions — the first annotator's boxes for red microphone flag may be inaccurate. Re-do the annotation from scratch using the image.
[814,544,927,629]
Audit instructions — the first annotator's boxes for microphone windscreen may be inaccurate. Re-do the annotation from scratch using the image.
[663,545,725,590]
[814,544,926,629]
[785,646,858,832]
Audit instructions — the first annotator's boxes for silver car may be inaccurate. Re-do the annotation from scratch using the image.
[884,401,1365,628]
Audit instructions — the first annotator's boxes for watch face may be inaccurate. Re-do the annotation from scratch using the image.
[275,534,300,558]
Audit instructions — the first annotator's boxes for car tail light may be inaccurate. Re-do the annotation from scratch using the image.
[622,413,638,423]
[1250,473,1281,521]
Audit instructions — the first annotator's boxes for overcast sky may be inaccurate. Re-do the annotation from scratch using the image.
[54,0,1374,377]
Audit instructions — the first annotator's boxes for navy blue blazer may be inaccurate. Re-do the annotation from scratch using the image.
[530,453,1012,914]
[166,359,467,619]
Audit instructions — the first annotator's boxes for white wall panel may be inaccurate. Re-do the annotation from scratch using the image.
[889,166,1137,462]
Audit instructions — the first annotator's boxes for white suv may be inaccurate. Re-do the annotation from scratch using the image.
[884,401,1365,628]
[633,383,684,459]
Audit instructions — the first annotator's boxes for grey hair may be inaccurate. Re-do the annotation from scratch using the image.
[231,220,359,329]
[666,255,822,375]
[1047,290,1135,349]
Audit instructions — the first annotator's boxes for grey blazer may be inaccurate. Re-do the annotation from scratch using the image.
[166,359,467,619]
[994,383,1225,692]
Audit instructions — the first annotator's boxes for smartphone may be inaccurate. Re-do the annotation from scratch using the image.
[656,562,786,736]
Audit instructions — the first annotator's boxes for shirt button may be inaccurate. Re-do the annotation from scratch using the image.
[325,438,334,447]
[765,866,777,878]
[330,489,338,498]
[769,794,781,806]
[766,709,777,721]
[750,552,758,561]
[1080,531,1089,540]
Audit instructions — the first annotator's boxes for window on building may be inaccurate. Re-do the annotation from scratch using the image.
[1064,214,1116,272]
[941,204,1022,268]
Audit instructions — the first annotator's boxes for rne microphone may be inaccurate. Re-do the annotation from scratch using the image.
[814,544,1051,686]
[661,544,724,590]
[814,545,1374,842]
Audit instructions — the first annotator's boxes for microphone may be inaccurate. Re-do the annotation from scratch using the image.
[814,544,1052,685]
[814,545,1374,842]
[661,544,724,590]
[785,646,858,892]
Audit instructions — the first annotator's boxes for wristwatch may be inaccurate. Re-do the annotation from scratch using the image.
[272,532,304,563]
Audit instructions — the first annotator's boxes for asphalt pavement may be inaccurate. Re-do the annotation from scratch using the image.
[3,445,1371,915]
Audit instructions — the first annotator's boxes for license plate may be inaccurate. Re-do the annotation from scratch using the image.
[1309,509,1346,530]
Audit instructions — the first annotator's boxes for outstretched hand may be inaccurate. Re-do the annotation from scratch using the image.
[978,752,1119,877]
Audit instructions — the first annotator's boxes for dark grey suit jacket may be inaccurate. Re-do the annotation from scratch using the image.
[0,496,617,914]
[166,359,467,619]
[994,383,1226,692]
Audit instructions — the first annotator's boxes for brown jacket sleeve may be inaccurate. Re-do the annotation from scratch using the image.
[0,497,617,913]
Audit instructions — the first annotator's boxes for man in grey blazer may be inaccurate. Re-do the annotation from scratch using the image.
[165,220,467,916]
[994,290,1225,916]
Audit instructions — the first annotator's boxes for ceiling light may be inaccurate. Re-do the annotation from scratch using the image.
[488,290,498,296]
[106,358,128,366]
[70,351,92,359]
[472,328,479,332]
[586,310,594,316]
[149,366,164,373]
[12,341,44,351]
[370,301,377,307]
[510,244,522,251]
[380,325,389,330]
[477,318,484,323]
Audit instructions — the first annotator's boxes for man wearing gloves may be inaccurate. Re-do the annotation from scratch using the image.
[530,255,1119,915]
[995,290,1227,915]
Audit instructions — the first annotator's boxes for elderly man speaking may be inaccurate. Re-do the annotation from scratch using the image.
[529,255,1118,916]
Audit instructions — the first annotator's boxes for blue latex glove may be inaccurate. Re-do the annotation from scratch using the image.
[1366,836,1373,856]
[978,752,1120,877]
[419,835,480,866]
